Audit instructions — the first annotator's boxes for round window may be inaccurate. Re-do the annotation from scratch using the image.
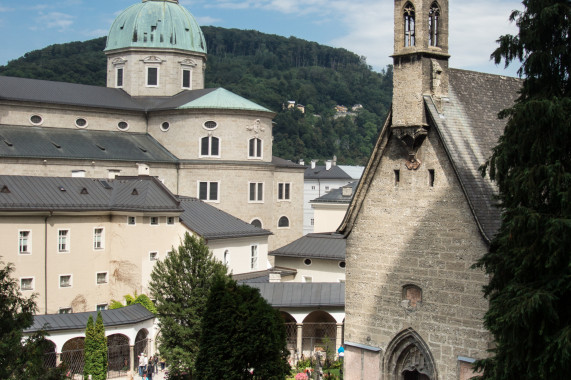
[75,118,88,128]
[339,261,346,269]
[204,120,217,129]
[160,121,170,132]
[30,115,43,125]
[304,258,312,266]
[117,121,129,131]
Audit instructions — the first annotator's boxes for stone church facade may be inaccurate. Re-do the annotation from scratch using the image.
[338,1,521,379]
[0,0,304,250]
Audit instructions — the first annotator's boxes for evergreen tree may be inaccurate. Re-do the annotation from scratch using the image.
[84,312,108,380]
[196,276,290,380]
[149,232,229,379]
[0,259,65,379]
[476,1,570,379]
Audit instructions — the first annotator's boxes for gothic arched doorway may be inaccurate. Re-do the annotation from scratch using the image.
[383,328,437,380]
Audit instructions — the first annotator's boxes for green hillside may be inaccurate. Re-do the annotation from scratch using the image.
[0,27,392,165]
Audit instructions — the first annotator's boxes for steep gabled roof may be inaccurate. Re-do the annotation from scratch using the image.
[339,69,522,243]
[0,175,182,213]
[247,282,345,307]
[270,233,345,260]
[0,125,178,163]
[179,197,272,240]
[24,304,154,333]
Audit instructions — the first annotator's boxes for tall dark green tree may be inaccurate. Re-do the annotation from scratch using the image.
[0,259,65,379]
[195,276,290,380]
[149,233,229,379]
[84,312,108,380]
[476,1,570,379]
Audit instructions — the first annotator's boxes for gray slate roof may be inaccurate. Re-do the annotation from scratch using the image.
[0,175,181,212]
[247,282,345,308]
[24,304,154,333]
[0,76,272,114]
[272,156,306,169]
[270,233,346,260]
[0,125,178,163]
[310,181,357,204]
[339,68,522,243]
[425,69,521,241]
[304,165,353,180]
[0,76,144,111]
[179,197,272,240]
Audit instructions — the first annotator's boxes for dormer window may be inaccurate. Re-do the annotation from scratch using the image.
[429,2,440,46]
[404,2,415,47]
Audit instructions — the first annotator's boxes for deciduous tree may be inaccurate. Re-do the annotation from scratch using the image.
[149,233,228,379]
[476,1,570,378]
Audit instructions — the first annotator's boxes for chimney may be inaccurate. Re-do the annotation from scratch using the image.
[325,160,332,170]
[299,159,305,166]
[333,155,337,166]
[342,186,353,197]
[311,160,317,169]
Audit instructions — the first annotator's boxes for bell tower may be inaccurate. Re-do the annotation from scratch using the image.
[391,0,449,169]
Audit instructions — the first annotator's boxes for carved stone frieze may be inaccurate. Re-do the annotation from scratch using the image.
[179,58,197,67]
[141,56,164,64]
[246,119,265,135]
[111,57,127,65]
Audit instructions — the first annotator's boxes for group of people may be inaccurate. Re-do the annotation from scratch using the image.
[137,353,160,379]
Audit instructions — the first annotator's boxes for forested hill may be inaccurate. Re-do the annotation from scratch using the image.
[0,26,392,164]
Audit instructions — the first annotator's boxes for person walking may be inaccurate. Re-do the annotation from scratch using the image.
[138,353,145,377]
[146,361,154,380]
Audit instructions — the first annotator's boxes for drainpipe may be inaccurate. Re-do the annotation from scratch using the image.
[44,212,52,314]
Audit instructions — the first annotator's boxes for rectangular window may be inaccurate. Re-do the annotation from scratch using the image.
[325,186,330,193]
[250,245,258,270]
[428,169,435,187]
[167,216,175,225]
[71,170,85,178]
[278,183,291,200]
[58,230,69,252]
[96,272,108,284]
[21,278,34,291]
[59,275,72,288]
[116,68,123,87]
[394,170,400,186]
[19,230,31,254]
[93,228,104,249]
[147,67,158,86]
[96,304,108,311]
[249,182,263,202]
[150,217,159,225]
[310,218,314,226]
[128,216,136,225]
[198,181,219,201]
[59,307,72,314]
[149,251,159,261]
[182,69,191,89]
[248,138,262,158]
[200,136,220,157]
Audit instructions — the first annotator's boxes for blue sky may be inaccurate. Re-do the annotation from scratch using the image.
[0,0,523,77]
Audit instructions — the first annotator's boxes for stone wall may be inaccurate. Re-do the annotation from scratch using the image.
[344,129,491,379]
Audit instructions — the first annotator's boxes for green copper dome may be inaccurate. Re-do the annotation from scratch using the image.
[105,0,206,54]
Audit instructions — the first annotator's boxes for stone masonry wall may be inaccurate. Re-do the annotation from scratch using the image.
[344,128,491,379]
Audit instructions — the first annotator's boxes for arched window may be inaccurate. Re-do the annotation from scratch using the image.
[402,284,422,307]
[404,2,415,47]
[251,219,262,228]
[278,216,290,228]
[248,138,262,158]
[200,136,220,157]
[428,2,440,46]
